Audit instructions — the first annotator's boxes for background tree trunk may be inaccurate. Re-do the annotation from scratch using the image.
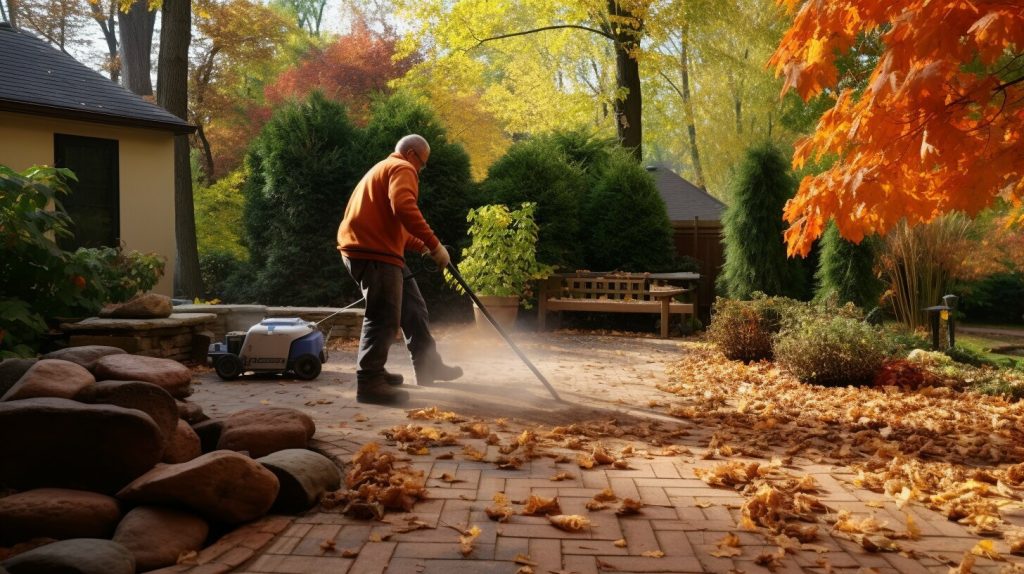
[679,26,705,187]
[156,0,202,298]
[119,0,155,95]
[5,0,19,28]
[608,0,642,160]
[89,0,119,82]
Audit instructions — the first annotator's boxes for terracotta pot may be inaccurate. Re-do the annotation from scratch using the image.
[473,295,520,331]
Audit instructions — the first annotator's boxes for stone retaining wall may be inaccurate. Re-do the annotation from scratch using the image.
[58,306,364,362]
[60,314,217,362]
[173,304,363,341]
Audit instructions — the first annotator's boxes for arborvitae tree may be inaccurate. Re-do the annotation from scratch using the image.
[238,91,362,305]
[718,142,807,300]
[814,222,883,308]
[583,150,675,272]
[480,138,588,270]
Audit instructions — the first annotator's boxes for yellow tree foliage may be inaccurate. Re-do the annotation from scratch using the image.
[770,1,1024,256]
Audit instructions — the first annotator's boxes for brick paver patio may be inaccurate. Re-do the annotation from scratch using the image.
[168,327,1024,574]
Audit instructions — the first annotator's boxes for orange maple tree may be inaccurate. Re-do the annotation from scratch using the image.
[769,1,1024,256]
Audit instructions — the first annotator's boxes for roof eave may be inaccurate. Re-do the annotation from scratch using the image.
[0,99,196,135]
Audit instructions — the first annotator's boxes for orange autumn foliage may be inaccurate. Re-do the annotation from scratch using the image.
[769,1,1024,256]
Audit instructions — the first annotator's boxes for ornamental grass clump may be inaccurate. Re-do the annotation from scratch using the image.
[773,316,888,387]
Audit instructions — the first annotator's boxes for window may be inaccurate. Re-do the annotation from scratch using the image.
[54,134,119,249]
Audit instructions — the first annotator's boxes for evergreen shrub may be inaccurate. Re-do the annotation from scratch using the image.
[237,91,361,305]
[774,316,888,386]
[583,150,675,272]
[815,222,883,307]
[718,142,807,299]
[480,138,588,270]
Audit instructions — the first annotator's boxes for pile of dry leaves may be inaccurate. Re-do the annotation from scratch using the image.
[320,442,426,519]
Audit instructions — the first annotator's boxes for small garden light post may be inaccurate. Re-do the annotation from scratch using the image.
[923,294,958,350]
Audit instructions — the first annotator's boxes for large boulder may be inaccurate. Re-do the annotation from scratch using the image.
[176,399,207,424]
[217,407,316,458]
[98,293,173,319]
[192,419,223,453]
[0,359,36,398]
[2,539,135,574]
[75,380,179,443]
[258,449,341,513]
[116,450,280,524]
[0,489,122,545]
[162,419,202,463]
[112,506,208,572]
[0,398,164,493]
[1,359,94,402]
[41,346,126,373]
[94,354,192,399]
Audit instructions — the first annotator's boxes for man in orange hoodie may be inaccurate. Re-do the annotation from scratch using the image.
[337,134,463,404]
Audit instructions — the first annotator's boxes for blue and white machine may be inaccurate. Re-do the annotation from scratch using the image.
[208,318,326,381]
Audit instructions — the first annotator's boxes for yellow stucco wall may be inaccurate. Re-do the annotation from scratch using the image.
[0,111,176,295]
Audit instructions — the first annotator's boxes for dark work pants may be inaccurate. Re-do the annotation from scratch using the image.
[342,256,441,379]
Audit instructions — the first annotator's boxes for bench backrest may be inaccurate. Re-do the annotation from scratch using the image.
[564,276,647,300]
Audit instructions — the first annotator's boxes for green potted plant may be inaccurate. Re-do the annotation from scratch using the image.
[449,202,553,329]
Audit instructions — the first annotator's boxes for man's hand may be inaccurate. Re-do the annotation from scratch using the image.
[429,244,450,269]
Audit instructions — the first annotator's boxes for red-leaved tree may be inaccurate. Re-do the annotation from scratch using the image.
[263,21,416,122]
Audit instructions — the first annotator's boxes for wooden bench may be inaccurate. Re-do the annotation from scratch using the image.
[537,272,695,338]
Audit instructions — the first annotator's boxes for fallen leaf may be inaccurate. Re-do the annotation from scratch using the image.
[341,549,359,558]
[523,495,561,516]
[548,514,591,532]
[319,539,336,553]
[616,498,643,515]
[613,538,627,548]
[459,525,481,556]
[970,539,1002,561]
[550,471,575,481]
[514,554,538,565]
[641,550,665,558]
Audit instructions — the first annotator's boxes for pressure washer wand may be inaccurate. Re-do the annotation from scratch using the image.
[446,261,563,403]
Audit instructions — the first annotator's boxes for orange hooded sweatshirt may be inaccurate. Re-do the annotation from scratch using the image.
[337,153,440,267]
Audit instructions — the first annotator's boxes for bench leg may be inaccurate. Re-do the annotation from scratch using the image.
[538,309,547,332]
[660,300,670,338]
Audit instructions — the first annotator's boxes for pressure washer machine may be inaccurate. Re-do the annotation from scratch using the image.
[208,317,326,381]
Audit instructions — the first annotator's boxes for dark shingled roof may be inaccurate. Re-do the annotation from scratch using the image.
[646,164,726,223]
[0,22,193,133]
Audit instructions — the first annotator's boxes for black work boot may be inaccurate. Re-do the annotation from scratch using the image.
[357,374,409,404]
[383,370,404,386]
[415,361,464,386]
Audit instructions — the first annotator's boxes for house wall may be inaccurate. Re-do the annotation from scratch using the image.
[672,219,723,323]
[0,111,176,295]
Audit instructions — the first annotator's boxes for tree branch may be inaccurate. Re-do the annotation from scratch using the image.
[994,75,1024,92]
[471,24,614,49]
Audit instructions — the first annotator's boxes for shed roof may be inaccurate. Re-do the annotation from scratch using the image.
[0,22,193,133]
[646,164,726,223]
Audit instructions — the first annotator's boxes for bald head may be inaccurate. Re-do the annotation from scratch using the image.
[396,135,429,156]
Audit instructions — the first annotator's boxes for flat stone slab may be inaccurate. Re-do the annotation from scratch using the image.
[173,304,267,315]
[61,313,217,332]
